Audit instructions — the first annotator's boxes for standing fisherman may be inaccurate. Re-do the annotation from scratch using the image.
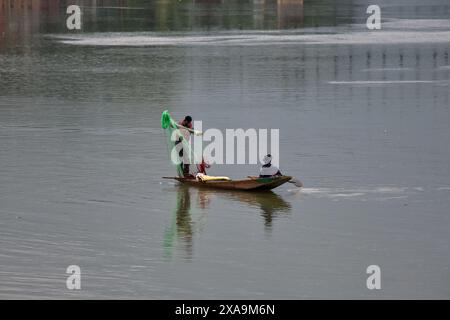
[174,116,202,177]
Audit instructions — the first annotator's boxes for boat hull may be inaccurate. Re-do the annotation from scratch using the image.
[164,176,292,191]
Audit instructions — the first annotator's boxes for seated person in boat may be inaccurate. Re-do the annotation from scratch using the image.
[259,154,282,178]
[197,157,210,175]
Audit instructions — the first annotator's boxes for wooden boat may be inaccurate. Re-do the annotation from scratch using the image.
[163,175,292,191]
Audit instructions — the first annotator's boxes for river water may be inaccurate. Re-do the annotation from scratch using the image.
[0,0,449,299]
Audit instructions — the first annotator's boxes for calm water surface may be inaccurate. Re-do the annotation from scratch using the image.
[0,0,449,298]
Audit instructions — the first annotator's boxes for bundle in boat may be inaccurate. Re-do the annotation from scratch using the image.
[195,173,230,182]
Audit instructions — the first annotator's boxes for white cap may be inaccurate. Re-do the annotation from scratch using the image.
[263,154,272,165]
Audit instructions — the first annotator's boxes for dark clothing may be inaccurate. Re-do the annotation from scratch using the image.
[259,172,282,178]
[175,138,190,176]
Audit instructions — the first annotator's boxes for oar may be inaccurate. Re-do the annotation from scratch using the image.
[288,177,303,188]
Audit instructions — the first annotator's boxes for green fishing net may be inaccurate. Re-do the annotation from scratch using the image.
[161,110,200,177]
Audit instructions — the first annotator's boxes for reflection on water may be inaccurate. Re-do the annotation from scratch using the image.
[209,188,291,230]
[277,0,304,29]
[0,0,356,46]
[164,186,194,260]
[163,185,291,259]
